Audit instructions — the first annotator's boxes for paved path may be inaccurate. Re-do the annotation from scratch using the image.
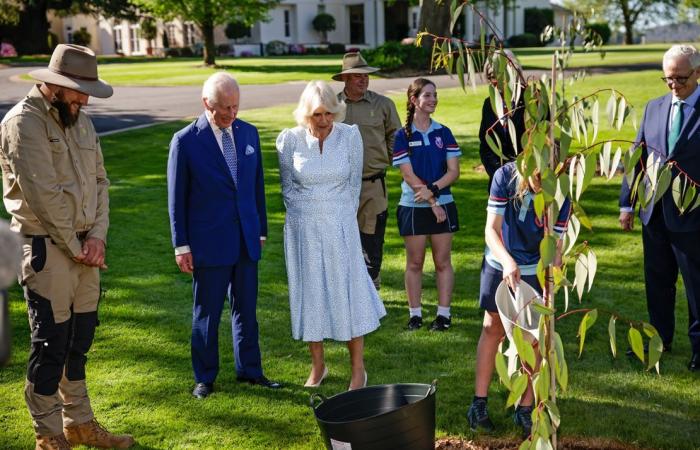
[0,62,657,135]
[0,66,465,134]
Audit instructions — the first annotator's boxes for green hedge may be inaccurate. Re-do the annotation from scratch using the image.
[363,41,430,72]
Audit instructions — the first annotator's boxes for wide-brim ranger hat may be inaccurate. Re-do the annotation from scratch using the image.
[29,44,113,98]
[332,52,379,81]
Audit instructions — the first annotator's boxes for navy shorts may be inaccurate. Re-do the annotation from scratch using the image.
[397,202,459,236]
[479,261,541,313]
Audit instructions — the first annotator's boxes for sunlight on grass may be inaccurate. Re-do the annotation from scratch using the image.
[1,70,698,449]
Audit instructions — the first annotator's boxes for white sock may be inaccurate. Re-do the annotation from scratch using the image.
[409,307,422,318]
[437,306,451,318]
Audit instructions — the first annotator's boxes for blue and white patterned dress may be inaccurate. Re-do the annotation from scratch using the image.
[276,123,386,342]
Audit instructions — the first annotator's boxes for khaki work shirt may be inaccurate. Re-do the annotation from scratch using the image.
[339,89,400,233]
[0,85,109,258]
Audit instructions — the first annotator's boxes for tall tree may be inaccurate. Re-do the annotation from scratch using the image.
[135,0,278,66]
[417,0,452,48]
[0,0,137,55]
[563,0,676,45]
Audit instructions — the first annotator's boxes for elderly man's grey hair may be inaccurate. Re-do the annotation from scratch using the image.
[663,45,700,69]
[202,72,239,105]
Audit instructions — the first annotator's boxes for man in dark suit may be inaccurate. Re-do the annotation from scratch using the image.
[167,72,280,398]
[620,44,700,371]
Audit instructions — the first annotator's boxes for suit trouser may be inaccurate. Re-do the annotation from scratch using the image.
[642,210,700,352]
[21,236,99,436]
[191,241,262,383]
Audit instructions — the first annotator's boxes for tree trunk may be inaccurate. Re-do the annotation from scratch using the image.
[619,1,634,44]
[201,19,216,66]
[418,0,452,48]
[16,0,50,55]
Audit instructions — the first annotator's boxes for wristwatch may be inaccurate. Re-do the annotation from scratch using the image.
[428,183,440,198]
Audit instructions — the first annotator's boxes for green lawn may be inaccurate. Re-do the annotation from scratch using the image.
[515,43,700,70]
[12,55,343,86]
[1,71,699,449]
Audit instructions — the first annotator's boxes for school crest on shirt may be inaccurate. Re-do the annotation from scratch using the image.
[434,136,443,149]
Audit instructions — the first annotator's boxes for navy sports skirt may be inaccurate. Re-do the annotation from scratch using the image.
[396,202,459,237]
[479,261,541,313]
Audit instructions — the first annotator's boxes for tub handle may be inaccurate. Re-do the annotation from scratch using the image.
[309,392,327,409]
[426,379,438,397]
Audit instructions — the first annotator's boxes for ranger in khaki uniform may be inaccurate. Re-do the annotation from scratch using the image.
[0,45,134,450]
[334,53,401,289]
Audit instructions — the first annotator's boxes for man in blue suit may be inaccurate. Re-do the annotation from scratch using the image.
[167,72,281,398]
[620,45,700,371]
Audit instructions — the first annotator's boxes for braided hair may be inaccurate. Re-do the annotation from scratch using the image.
[404,78,436,150]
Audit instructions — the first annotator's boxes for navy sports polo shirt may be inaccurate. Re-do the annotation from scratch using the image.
[485,162,571,275]
[392,120,461,207]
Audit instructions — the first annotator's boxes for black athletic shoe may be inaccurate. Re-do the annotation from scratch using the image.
[467,398,495,432]
[513,405,533,438]
[430,315,451,331]
[407,316,423,330]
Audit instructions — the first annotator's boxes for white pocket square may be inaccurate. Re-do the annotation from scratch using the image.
[245,145,255,155]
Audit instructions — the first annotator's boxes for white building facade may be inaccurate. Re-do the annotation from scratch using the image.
[47,0,557,56]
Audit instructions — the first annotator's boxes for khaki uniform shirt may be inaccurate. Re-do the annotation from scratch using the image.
[0,85,109,258]
[339,89,400,233]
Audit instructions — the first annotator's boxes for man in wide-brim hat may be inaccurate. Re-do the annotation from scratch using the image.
[0,44,134,449]
[334,52,401,295]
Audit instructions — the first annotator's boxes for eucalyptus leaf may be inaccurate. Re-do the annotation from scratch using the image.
[577,308,598,357]
[540,234,557,267]
[609,147,622,181]
[591,98,600,143]
[617,96,627,130]
[654,165,672,205]
[608,316,617,357]
[572,202,592,229]
[648,334,663,373]
[495,351,511,389]
[544,400,561,428]
[450,3,464,33]
[513,325,537,368]
[586,249,597,292]
[606,90,617,127]
[576,155,585,200]
[506,373,529,408]
[628,327,644,363]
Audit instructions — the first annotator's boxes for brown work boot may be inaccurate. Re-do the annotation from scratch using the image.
[64,418,135,449]
[35,433,71,450]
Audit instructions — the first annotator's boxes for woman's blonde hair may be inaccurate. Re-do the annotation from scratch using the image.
[293,80,346,127]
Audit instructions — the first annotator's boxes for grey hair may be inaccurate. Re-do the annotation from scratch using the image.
[663,45,700,69]
[202,72,239,105]
[293,80,346,127]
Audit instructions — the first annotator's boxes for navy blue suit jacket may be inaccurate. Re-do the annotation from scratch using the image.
[620,93,700,232]
[167,114,267,267]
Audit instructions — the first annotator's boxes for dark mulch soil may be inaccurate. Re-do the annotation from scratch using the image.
[435,436,653,450]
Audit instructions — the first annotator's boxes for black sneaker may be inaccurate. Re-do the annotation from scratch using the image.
[407,316,423,330]
[513,405,533,438]
[430,315,451,331]
[467,398,494,432]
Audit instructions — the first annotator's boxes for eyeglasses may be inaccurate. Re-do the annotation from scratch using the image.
[661,71,696,86]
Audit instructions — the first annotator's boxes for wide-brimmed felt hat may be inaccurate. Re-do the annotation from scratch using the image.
[29,44,113,98]
[332,52,379,81]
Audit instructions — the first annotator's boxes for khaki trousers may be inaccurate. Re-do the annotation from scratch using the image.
[21,236,99,436]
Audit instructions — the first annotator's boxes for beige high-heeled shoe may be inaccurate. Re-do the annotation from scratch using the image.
[348,370,367,391]
[304,366,328,388]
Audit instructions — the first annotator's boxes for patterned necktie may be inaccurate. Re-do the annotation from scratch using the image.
[668,100,684,156]
[220,127,238,186]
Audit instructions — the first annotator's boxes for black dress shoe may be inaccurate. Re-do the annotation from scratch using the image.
[236,375,282,389]
[192,382,213,399]
[689,353,700,371]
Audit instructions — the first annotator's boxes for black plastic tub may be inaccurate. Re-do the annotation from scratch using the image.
[310,381,437,450]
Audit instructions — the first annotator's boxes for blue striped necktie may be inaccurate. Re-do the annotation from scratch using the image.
[668,100,683,156]
[220,127,238,186]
